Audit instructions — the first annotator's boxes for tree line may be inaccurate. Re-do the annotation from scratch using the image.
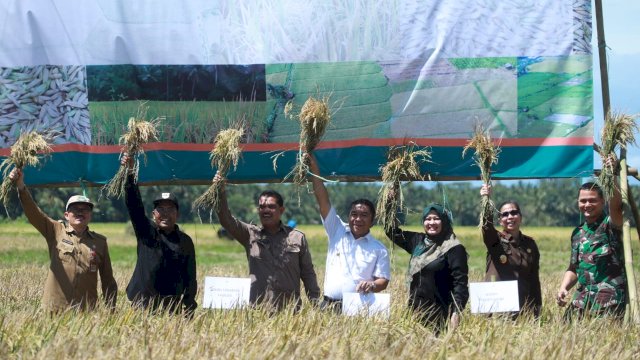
[2,179,639,227]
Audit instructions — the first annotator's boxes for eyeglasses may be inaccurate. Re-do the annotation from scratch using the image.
[500,210,520,218]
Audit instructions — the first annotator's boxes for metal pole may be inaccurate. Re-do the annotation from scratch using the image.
[595,0,639,323]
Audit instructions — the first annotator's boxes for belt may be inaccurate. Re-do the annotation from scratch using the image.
[323,296,342,303]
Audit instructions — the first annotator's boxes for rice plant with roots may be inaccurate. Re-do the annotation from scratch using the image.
[193,127,244,213]
[273,94,335,204]
[103,104,161,199]
[288,95,331,183]
[462,123,500,227]
[598,110,639,199]
[376,143,432,233]
[0,131,52,210]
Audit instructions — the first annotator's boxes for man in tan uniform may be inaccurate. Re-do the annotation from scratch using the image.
[9,168,117,312]
[214,174,320,311]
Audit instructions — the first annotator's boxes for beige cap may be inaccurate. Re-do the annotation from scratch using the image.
[66,195,94,211]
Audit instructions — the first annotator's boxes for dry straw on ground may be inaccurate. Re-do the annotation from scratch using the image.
[3,223,640,358]
[193,127,244,212]
[103,105,160,199]
[376,143,431,233]
[462,123,500,227]
[0,131,52,209]
[598,111,639,199]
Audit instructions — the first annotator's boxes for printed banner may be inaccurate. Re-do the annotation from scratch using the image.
[0,0,593,186]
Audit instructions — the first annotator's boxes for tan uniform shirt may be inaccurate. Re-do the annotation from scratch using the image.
[218,211,320,309]
[19,188,117,311]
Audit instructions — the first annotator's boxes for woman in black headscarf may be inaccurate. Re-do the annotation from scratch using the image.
[386,203,469,332]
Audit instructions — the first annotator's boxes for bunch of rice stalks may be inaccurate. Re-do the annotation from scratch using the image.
[0,131,52,208]
[376,143,431,233]
[193,127,244,212]
[103,105,160,198]
[285,95,332,185]
[598,110,639,199]
[462,123,500,227]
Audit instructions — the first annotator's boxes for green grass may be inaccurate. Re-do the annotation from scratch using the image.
[89,101,269,145]
[2,222,637,279]
[2,222,640,358]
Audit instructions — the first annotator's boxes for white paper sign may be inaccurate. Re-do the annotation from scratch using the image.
[469,281,520,314]
[202,276,251,309]
[342,292,391,318]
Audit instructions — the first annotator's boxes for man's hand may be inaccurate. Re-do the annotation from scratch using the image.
[8,168,25,190]
[603,153,618,174]
[212,172,226,188]
[355,280,377,293]
[120,152,135,169]
[449,312,460,332]
[556,288,569,307]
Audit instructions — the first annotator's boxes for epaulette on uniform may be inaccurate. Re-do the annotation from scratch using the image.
[89,231,107,242]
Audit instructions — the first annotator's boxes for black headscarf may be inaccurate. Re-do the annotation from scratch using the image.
[409,202,460,273]
[421,203,453,242]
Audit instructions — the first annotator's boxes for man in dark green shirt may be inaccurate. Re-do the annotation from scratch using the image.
[556,181,625,319]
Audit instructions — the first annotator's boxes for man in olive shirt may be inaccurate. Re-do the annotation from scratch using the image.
[9,168,117,312]
[214,174,320,310]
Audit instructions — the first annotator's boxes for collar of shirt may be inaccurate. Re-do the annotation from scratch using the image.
[259,221,286,235]
[344,224,372,242]
[499,230,521,247]
[65,224,93,238]
[583,214,607,232]
[153,223,181,236]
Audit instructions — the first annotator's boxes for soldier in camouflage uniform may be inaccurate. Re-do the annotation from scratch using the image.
[556,181,626,319]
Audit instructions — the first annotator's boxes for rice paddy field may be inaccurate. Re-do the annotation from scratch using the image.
[1,222,640,359]
[89,101,268,145]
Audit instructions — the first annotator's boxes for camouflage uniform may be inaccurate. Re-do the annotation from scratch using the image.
[568,214,626,316]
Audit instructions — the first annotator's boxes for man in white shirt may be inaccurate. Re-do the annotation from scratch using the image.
[308,154,391,309]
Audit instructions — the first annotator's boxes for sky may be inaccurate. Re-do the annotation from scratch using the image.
[592,0,640,182]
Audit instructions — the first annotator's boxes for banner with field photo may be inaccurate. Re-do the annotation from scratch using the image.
[0,0,594,186]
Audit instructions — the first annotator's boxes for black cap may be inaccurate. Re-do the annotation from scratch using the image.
[153,192,179,210]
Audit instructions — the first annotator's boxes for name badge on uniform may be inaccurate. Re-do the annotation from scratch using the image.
[62,239,74,246]
[89,249,97,272]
